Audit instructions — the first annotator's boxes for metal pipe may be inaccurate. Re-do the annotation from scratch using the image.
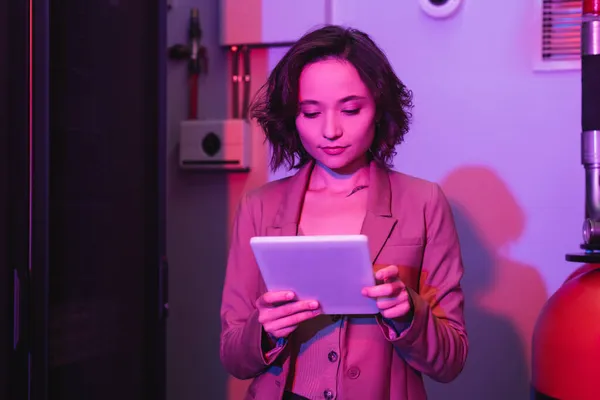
[581,0,600,246]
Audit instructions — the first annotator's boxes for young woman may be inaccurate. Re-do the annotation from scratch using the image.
[219,25,467,400]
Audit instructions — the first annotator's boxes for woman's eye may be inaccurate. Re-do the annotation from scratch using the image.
[342,109,360,116]
[303,112,320,119]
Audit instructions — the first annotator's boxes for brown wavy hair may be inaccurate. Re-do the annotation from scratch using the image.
[249,25,414,171]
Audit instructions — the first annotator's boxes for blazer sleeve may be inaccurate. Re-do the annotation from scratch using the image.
[219,193,287,380]
[376,183,468,383]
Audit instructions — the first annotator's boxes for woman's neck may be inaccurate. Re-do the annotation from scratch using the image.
[309,159,370,195]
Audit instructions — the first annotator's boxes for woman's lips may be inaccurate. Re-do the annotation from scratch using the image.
[321,146,349,155]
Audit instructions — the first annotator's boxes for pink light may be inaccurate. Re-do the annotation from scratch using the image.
[28,0,33,274]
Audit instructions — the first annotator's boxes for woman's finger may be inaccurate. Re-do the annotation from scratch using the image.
[362,281,402,298]
[380,302,412,319]
[270,300,319,320]
[265,309,322,332]
[257,291,295,308]
[375,265,399,281]
[259,299,319,325]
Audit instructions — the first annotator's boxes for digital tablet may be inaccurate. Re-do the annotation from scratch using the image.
[249,234,379,315]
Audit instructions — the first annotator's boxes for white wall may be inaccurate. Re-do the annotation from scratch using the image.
[267,1,583,399]
[166,1,585,398]
[166,2,230,399]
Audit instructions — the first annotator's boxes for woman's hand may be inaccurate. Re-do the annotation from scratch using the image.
[362,265,413,320]
[256,291,321,339]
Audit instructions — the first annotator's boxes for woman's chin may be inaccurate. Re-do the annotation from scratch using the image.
[315,155,367,175]
[316,157,348,169]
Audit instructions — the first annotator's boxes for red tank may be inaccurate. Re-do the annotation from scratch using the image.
[534,0,600,397]
[531,264,600,399]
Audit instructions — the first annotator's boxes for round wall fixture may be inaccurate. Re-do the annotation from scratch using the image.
[419,0,463,19]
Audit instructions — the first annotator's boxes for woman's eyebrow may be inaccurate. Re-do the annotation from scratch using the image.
[299,95,366,106]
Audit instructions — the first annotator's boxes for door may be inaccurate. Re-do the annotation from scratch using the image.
[6,0,42,398]
[46,0,168,399]
[5,0,168,399]
[1,0,10,397]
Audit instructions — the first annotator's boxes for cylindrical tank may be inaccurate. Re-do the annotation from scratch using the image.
[531,265,600,399]
[532,1,600,397]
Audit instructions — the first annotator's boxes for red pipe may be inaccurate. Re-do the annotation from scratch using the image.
[188,74,198,120]
[187,8,202,120]
[584,0,600,15]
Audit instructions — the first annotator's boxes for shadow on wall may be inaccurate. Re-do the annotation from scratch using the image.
[425,165,548,400]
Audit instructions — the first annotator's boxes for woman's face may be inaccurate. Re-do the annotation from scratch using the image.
[295,58,376,174]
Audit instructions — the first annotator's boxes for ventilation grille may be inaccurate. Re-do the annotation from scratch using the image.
[535,0,582,71]
[543,0,582,60]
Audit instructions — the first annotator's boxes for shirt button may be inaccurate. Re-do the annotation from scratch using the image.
[327,350,338,362]
[347,366,361,379]
[323,389,334,399]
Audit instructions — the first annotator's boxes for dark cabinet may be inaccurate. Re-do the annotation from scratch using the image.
[3,0,168,399]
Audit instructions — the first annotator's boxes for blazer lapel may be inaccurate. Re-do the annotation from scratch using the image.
[266,161,315,237]
[265,159,398,262]
[361,161,398,263]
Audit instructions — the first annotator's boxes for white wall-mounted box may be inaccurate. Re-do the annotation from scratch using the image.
[179,119,251,172]
[219,0,330,46]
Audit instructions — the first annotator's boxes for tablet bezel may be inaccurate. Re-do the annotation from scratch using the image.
[249,234,379,315]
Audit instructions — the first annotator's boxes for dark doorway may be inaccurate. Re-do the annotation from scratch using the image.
[1,0,10,397]
[4,1,168,399]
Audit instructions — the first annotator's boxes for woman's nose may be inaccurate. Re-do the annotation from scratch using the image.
[322,113,342,140]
